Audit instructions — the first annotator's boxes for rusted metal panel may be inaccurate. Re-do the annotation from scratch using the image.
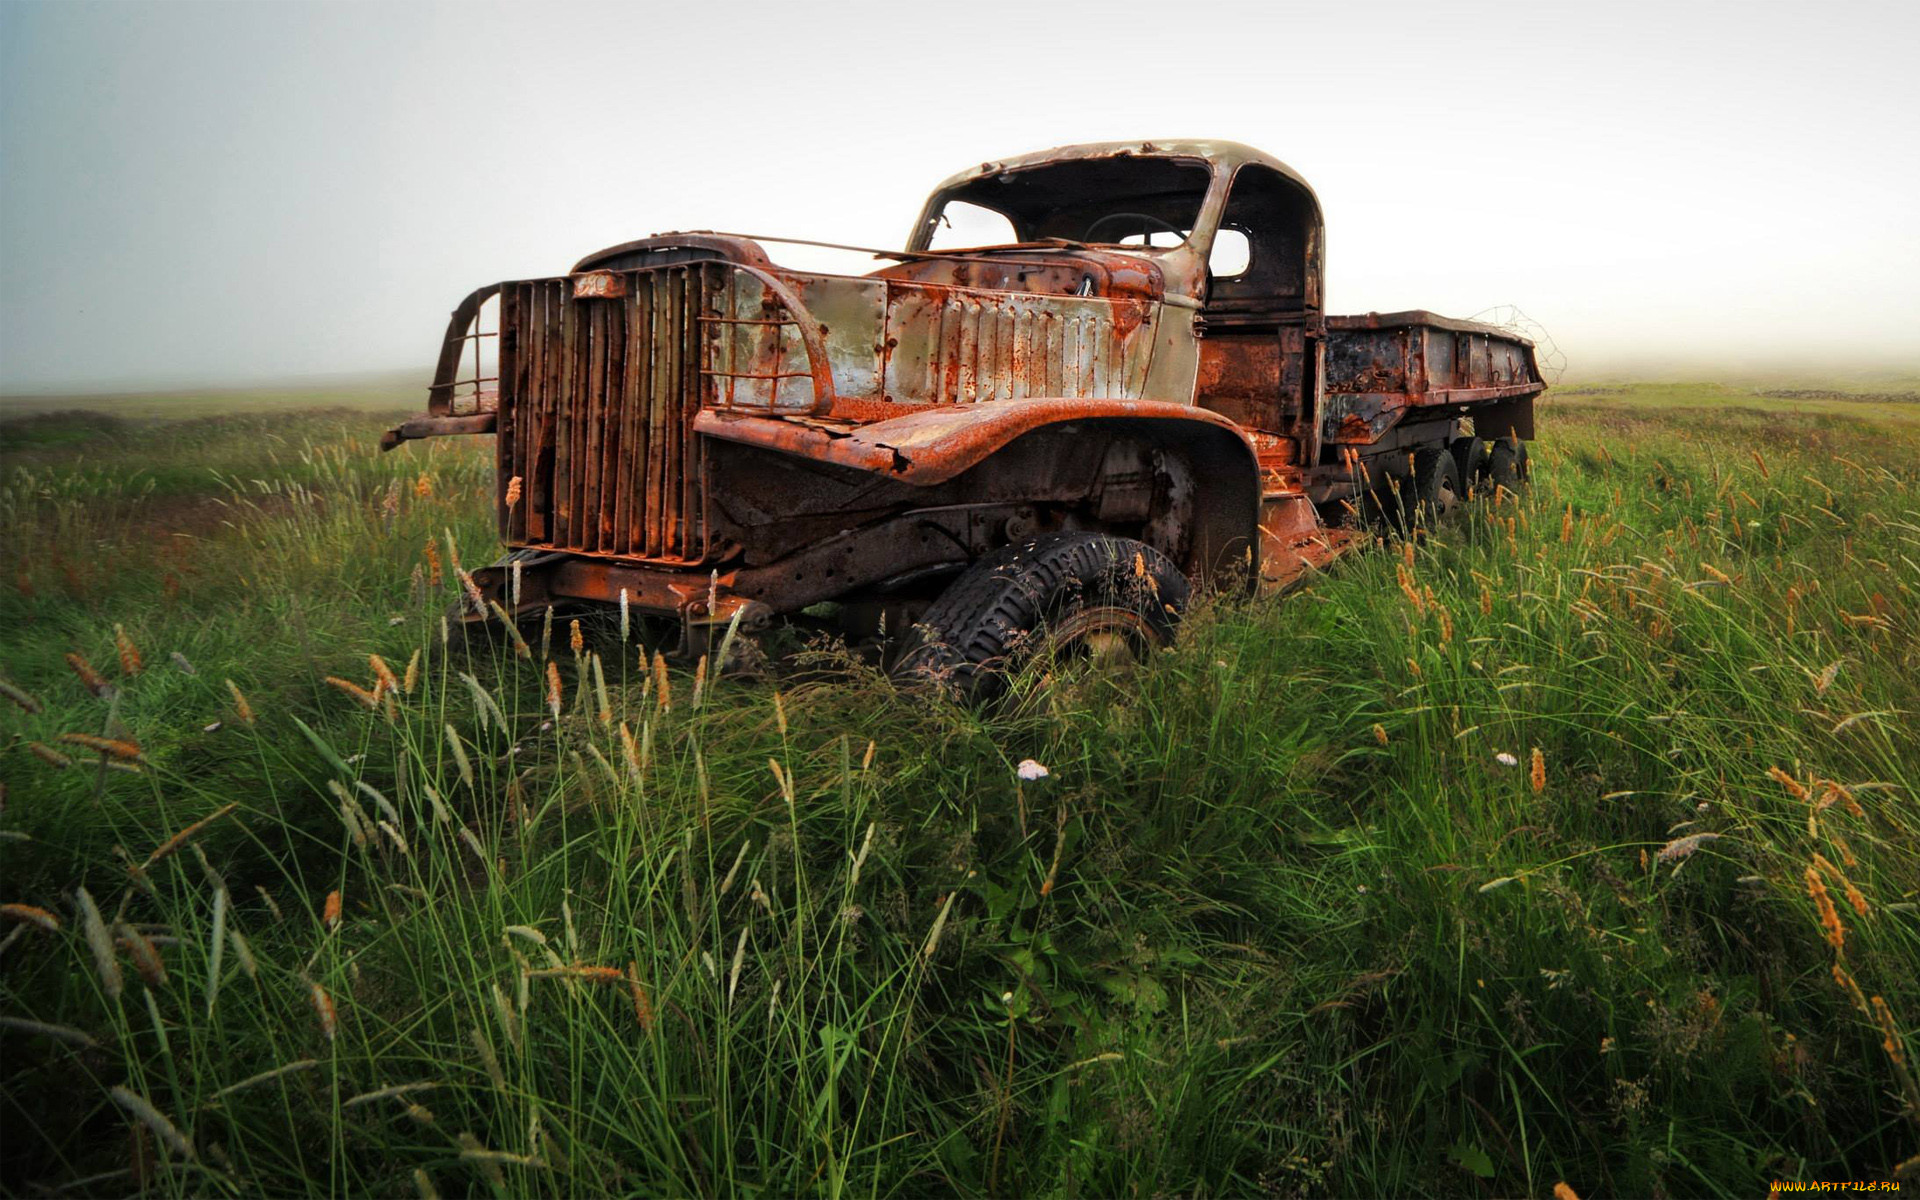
[693,397,1254,487]
[706,272,879,411]
[881,284,1156,405]
[1323,310,1544,446]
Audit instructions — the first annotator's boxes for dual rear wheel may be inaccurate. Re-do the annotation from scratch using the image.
[1371,435,1530,534]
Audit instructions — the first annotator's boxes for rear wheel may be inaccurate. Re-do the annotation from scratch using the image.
[1412,447,1464,527]
[1360,470,1415,537]
[1488,439,1531,494]
[895,532,1188,700]
[1451,437,1490,499]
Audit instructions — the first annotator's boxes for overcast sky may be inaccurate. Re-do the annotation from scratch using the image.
[2,0,1916,393]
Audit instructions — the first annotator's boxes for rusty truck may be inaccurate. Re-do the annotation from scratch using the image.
[384,140,1544,692]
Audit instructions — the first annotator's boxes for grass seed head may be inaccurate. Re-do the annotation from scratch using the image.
[323,889,342,930]
[456,569,486,616]
[309,981,338,1040]
[110,1086,194,1161]
[545,660,563,717]
[470,1025,508,1092]
[225,679,256,725]
[618,722,642,776]
[28,742,73,769]
[628,961,655,1032]
[64,652,114,698]
[75,887,123,998]
[445,725,475,788]
[324,676,380,709]
[1870,996,1906,1066]
[1658,832,1720,862]
[1805,867,1846,953]
[0,1015,96,1047]
[143,802,239,868]
[1,903,61,932]
[1768,765,1810,802]
[116,923,168,987]
[114,625,143,675]
[487,602,532,657]
[1530,747,1547,794]
[1,679,43,714]
[58,732,144,761]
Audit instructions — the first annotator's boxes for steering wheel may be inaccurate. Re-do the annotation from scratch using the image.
[1082,211,1187,244]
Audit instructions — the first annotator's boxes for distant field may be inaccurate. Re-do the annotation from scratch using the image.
[2,381,1916,1197]
[1553,380,1920,425]
[0,371,425,421]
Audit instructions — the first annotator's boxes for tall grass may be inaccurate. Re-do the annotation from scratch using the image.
[1,389,1916,1196]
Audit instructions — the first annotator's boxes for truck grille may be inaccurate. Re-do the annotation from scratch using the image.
[497,265,714,561]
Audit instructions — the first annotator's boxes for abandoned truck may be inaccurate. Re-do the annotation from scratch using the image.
[384,140,1544,690]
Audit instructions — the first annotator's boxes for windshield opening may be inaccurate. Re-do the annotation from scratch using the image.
[922,156,1212,251]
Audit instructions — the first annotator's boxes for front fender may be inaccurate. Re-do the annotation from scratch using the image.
[694,398,1252,485]
[694,399,1263,580]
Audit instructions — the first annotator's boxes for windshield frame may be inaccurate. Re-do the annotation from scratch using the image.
[907,155,1230,264]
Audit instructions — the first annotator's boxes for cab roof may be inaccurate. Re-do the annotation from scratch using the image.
[926,140,1321,216]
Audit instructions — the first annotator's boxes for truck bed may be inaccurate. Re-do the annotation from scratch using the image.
[1321,310,1545,449]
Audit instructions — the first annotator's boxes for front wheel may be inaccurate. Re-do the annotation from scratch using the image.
[895,532,1188,700]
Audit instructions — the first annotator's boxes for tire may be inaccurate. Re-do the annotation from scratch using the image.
[1451,437,1490,498]
[1412,446,1464,528]
[1358,465,1415,537]
[895,532,1188,700]
[1487,438,1531,494]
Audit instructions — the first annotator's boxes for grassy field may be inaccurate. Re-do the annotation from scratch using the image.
[1,382,1916,1198]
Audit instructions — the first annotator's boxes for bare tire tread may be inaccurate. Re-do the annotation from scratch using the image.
[898,532,1187,697]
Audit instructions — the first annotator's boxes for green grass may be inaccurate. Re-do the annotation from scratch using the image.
[1,382,1917,1197]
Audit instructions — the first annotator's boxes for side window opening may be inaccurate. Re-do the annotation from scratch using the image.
[1209,228,1251,277]
[1209,164,1315,305]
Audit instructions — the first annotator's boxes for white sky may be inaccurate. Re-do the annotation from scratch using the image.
[2,0,1917,393]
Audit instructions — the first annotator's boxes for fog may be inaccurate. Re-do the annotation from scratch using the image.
[2,0,1916,394]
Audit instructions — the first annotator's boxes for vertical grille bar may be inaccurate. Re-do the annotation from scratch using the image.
[679,266,700,556]
[644,271,670,558]
[664,267,685,555]
[582,297,605,552]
